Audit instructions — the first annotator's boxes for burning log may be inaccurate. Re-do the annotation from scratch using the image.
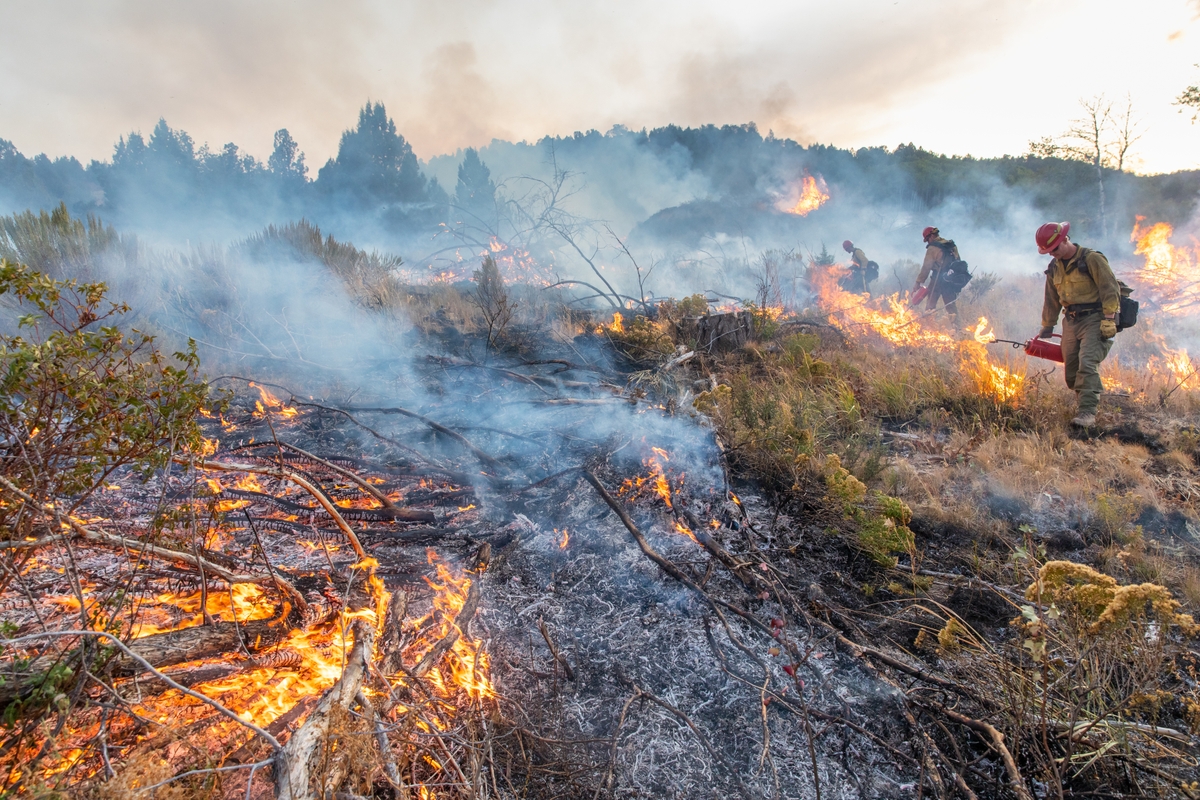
[275,620,374,800]
[113,618,287,675]
[0,475,309,613]
[217,487,436,523]
[412,569,482,678]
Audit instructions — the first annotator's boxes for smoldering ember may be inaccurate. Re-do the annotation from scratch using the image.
[4,99,1200,800]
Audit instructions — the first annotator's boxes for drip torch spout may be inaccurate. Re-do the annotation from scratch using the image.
[988,339,1028,349]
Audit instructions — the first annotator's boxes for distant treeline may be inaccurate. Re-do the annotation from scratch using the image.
[2,102,1197,251]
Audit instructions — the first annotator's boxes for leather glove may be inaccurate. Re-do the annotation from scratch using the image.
[1100,318,1117,339]
[1038,326,1055,339]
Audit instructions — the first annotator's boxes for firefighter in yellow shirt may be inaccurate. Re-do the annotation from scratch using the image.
[912,226,964,316]
[1035,221,1122,428]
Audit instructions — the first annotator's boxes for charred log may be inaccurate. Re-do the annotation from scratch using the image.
[677,311,753,353]
[111,618,289,676]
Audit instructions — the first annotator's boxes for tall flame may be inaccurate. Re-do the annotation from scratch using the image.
[782,173,830,216]
[1131,217,1200,313]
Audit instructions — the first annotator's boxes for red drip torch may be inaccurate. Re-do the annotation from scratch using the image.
[990,334,1064,363]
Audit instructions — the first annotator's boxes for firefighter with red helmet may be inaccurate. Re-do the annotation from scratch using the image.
[1035,221,1122,428]
[840,239,874,294]
[912,226,965,316]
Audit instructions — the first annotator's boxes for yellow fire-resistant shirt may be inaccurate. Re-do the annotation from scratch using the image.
[850,248,869,270]
[1041,246,1121,328]
[916,237,959,285]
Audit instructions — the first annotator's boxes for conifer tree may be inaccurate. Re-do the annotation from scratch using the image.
[316,102,427,205]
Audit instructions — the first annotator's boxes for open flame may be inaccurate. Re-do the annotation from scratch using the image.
[780,173,830,216]
[413,551,494,700]
[594,311,626,335]
[673,520,700,545]
[1130,217,1200,313]
[248,381,299,419]
[811,262,957,351]
[964,346,1025,403]
[619,448,676,506]
[972,317,996,344]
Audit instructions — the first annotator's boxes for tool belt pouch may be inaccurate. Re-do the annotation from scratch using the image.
[940,260,972,292]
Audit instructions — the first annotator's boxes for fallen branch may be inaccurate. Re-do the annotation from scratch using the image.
[252,442,399,511]
[412,573,482,678]
[187,459,367,561]
[341,406,502,469]
[0,476,307,614]
[2,630,281,751]
[917,700,1033,800]
[583,470,703,593]
[621,678,745,793]
[537,617,575,681]
[276,621,374,800]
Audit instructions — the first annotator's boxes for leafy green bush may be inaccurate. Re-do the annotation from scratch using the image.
[0,259,208,539]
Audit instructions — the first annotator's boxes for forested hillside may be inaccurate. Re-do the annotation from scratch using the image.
[3,103,1197,264]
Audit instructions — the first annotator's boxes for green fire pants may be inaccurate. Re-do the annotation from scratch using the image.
[925,272,959,315]
[1061,311,1113,415]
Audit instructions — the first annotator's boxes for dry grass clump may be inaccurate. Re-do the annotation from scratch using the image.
[942,556,1200,795]
[91,750,193,800]
[1029,560,1197,633]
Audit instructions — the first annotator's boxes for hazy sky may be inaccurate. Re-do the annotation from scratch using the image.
[2,0,1199,174]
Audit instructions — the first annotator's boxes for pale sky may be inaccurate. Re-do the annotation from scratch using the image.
[2,0,1198,174]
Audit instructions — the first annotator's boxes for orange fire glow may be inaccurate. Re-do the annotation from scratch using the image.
[972,317,997,345]
[780,173,830,216]
[233,474,263,492]
[962,344,1025,404]
[595,310,627,335]
[811,262,957,351]
[673,520,700,544]
[133,584,273,638]
[413,552,495,700]
[248,381,299,419]
[1131,217,1200,313]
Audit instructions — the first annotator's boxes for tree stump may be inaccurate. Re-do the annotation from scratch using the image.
[678,311,753,353]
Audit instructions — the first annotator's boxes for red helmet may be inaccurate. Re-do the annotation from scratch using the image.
[842,240,853,252]
[922,226,938,242]
[1036,221,1070,254]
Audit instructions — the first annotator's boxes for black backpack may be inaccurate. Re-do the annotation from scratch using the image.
[940,261,972,292]
[929,239,972,292]
[865,260,880,283]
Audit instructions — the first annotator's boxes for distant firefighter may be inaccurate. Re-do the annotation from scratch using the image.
[912,226,971,316]
[1035,221,1130,429]
[839,240,878,294]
